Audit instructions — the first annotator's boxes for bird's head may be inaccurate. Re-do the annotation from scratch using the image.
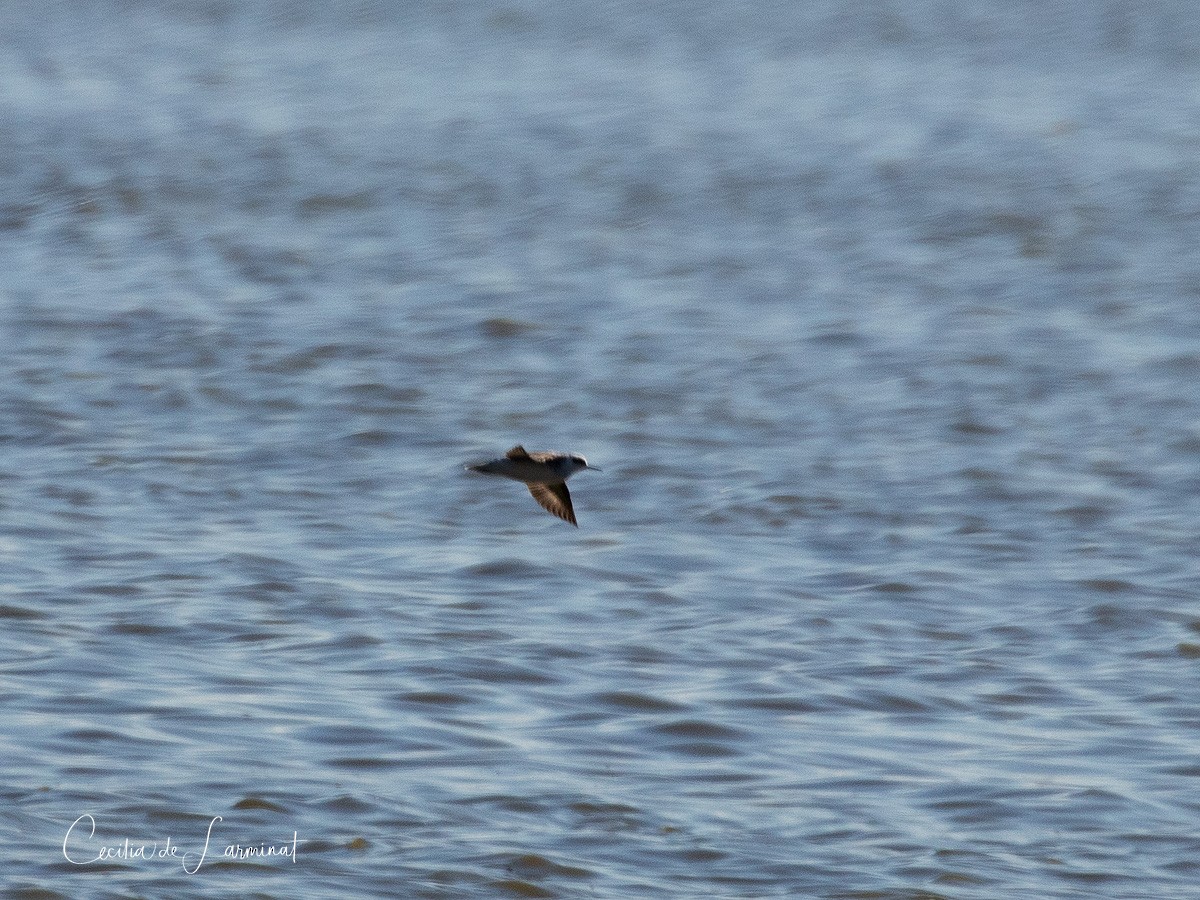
[568,454,600,473]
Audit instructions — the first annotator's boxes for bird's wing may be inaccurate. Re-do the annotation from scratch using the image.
[506,445,530,460]
[528,482,577,526]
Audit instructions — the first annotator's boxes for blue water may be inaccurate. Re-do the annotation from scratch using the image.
[2,2,1200,898]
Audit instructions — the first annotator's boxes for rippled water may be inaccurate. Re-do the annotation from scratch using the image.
[3,2,1200,898]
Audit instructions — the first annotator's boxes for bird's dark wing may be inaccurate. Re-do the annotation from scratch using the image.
[506,445,530,460]
[527,482,577,526]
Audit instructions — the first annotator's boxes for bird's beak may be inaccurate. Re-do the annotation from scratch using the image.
[588,465,602,472]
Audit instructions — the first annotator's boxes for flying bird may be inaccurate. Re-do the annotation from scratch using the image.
[468,445,600,526]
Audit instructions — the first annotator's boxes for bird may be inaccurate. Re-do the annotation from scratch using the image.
[467,445,600,526]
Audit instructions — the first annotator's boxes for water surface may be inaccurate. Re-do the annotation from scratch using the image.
[2,2,1199,898]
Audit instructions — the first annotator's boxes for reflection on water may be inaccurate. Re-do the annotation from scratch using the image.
[3,2,1200,897]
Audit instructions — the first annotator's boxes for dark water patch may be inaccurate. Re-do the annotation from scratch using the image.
[0,604,48,620]
[325,756,407,770]
[1084,602,1154,634]
[1053,503,1112,527]
[736,695,824,713]
[60,728,132,742]
[651,720,745,740]
[461,559,552,578]
[838,691,933,713]
[934,868,992,887]
[1170,432,1200,455]
[809,325,864,347]
[678,846,726,863]
[335,382,424,411]
[194,858,279,873]
[592,691,690,713]
[228,630,289,644]
[40,485,95,506]
[1048,867,1138,886]
[232,796,289,813]
[4,888,73,899]
[1163,859,1200,878]
[137,451,237,468]
[1146,352,1200,376]
[617,644,679,665]
[948,415,1005,437]
[502,852,594,880]
[105,622,183,637]
[43,860,135,875]
[981,624,1037,643]
[80,583,143,597]
[458,795,550,815]
[979,684,1066,708]
[295,837,345,853]
[297,190,377,217]
[239,579,298,595]
[917,627,972,642]
[1076,578,1137,594]
[480,317,539,338]
[872,581,917,594]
